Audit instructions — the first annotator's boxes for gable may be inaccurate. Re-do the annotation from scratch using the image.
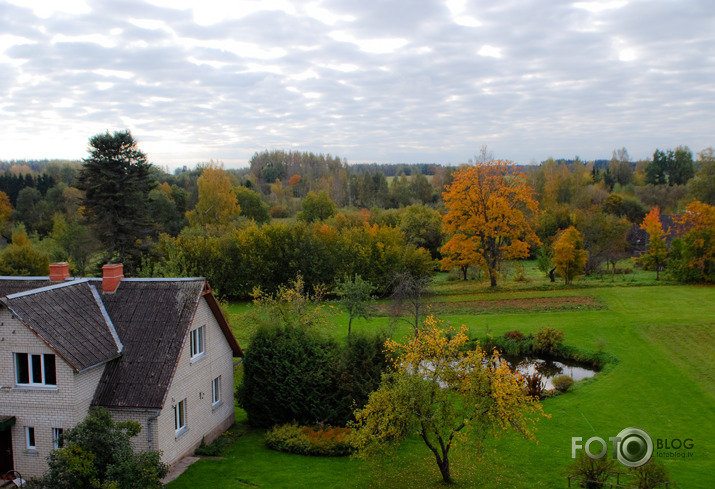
[2,280,122,372]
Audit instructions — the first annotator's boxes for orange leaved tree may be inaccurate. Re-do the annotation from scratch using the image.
[441,160,540,286]
[637,206,668,280]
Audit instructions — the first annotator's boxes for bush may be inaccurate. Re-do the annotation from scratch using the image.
[265,423,354,457]
[237,324,389,428]
[534,326,564,355]
[629,459,672,489]
[567,451,616,489]
[503,330,525,341]
[523,371,545,399]
[194,429,239,456]
[551,374,574,392]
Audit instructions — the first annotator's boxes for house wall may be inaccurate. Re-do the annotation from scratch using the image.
[154,297,236,467]
[0,308,106,479]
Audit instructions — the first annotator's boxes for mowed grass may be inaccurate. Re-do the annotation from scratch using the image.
[171,278,714,488]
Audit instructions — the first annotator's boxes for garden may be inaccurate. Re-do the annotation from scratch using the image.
[167,265,714,488]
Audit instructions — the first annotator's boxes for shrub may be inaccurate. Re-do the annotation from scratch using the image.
[523,371,545,399]
[194,429,239,456]
[567,451,616,489]
[265,423,354,457]
[534,326,565,355]
[629,459,672,489]
[551,374,574,393]
[503,330,525,341]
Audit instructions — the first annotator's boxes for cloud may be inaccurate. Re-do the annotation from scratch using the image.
[0,0,712,167]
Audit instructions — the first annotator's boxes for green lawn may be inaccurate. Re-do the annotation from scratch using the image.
[171,276,714,488]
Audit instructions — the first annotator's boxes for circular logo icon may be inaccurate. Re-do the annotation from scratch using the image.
[615,427,653,467]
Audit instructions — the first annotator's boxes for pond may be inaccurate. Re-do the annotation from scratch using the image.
[501,354,598,390]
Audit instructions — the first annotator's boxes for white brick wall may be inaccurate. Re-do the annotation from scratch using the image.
[0,308,106,479]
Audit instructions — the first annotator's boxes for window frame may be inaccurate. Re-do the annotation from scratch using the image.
[15,353,57,387]
[189,326,205,360]
[174,399,187,437]
[211,376,222,408]
[26,426,36,451]
[52,427,64,449]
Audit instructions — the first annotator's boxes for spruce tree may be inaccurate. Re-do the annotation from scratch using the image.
[77,130,156,273]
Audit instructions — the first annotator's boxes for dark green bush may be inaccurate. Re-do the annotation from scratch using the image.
[551,374,574,392]
[567,451,616,489]
[629,459,672,489]
[265,423,354,457]
[237,325,389,428]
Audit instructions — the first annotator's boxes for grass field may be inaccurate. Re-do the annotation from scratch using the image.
[169,266,714,488]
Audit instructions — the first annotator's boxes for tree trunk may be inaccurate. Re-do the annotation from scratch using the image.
[461,265,468,281]
[549,267,556,283]
[348,316,353,337]
[489,269,497,287]
[437,454,452,483]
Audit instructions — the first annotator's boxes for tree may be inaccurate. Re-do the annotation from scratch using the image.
[299,190,337,223]
[399,204,443,259]
[335,274,375,337]
[186,162,239,233]
[553,226,588,285]
[350,315,544,484]
[636,207,668,280]
[38,407,167,489]
[441,160,540,287]
[667,201,715,282]
[645,149,669,185]
[688,148,715,204]
[77,130,156,273]
[0,225,50,276]
[235,185,271,223]
[389,270,432,335]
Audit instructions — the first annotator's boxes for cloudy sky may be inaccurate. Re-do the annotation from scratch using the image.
[0,0,713,169]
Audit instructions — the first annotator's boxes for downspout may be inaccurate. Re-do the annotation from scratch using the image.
[146,410,161,450]
[233,358,243,367]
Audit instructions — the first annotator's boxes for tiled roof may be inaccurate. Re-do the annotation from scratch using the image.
[2,281,122,372]
[90,279,242,409]
[0,278,53,297]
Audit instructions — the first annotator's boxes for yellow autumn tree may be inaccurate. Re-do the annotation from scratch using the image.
[350,315,545,484]
[186,162,240,234]
[441,160,540,286]
[552,226,588,285]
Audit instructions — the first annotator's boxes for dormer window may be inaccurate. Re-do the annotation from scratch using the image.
[15,353,56,387]
[189,326,205,360]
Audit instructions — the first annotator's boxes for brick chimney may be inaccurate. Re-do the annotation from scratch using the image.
[49,262,70,282]
[102,264,124,293]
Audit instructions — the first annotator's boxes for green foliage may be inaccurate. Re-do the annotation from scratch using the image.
[534,326,565,355]
[77,130,156,273]
[0,225,50,275]
[298,190,337,223]
[399,204,443,259]
[551,374,574,392]
[567,451,616,489]
[630,459,671,489]
[194,429,240,457]
[38,407,167,489]
[265,423,354,457]
[235,185,271,223]
[334,274,375,336]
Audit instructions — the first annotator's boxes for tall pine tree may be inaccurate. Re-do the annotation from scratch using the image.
[77,130,156,273]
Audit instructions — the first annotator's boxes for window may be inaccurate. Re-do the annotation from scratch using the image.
[189,326,205,359]
[174,399,187,436]
[212,376,221,407]
[15,353,56,386]
[26,426,36,451]
[53,428,64,449]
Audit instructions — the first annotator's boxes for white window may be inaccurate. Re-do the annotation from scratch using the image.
[15,353,57,386]
[212,376,221,407]
[53,428,64,449]
[26,426,36,451]
[189,326,205,359]
[174,399,187,436]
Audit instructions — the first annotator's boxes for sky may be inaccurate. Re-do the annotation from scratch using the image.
[0,0,713,170]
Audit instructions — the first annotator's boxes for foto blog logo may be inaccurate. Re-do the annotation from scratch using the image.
[572,427,653,468]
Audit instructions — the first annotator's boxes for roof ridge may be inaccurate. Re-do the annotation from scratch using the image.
[5,278,90,300]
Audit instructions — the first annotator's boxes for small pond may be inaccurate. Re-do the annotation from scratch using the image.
[501,355,598,390]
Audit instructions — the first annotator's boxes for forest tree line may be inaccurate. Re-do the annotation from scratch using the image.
[0,133,713,297]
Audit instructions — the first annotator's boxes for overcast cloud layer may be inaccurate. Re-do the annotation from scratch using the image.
[1,0,713,169]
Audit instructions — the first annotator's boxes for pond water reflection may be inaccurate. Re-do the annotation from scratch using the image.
[501,355,598,390]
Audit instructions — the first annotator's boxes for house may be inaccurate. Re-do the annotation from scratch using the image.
[0,263,243,480]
